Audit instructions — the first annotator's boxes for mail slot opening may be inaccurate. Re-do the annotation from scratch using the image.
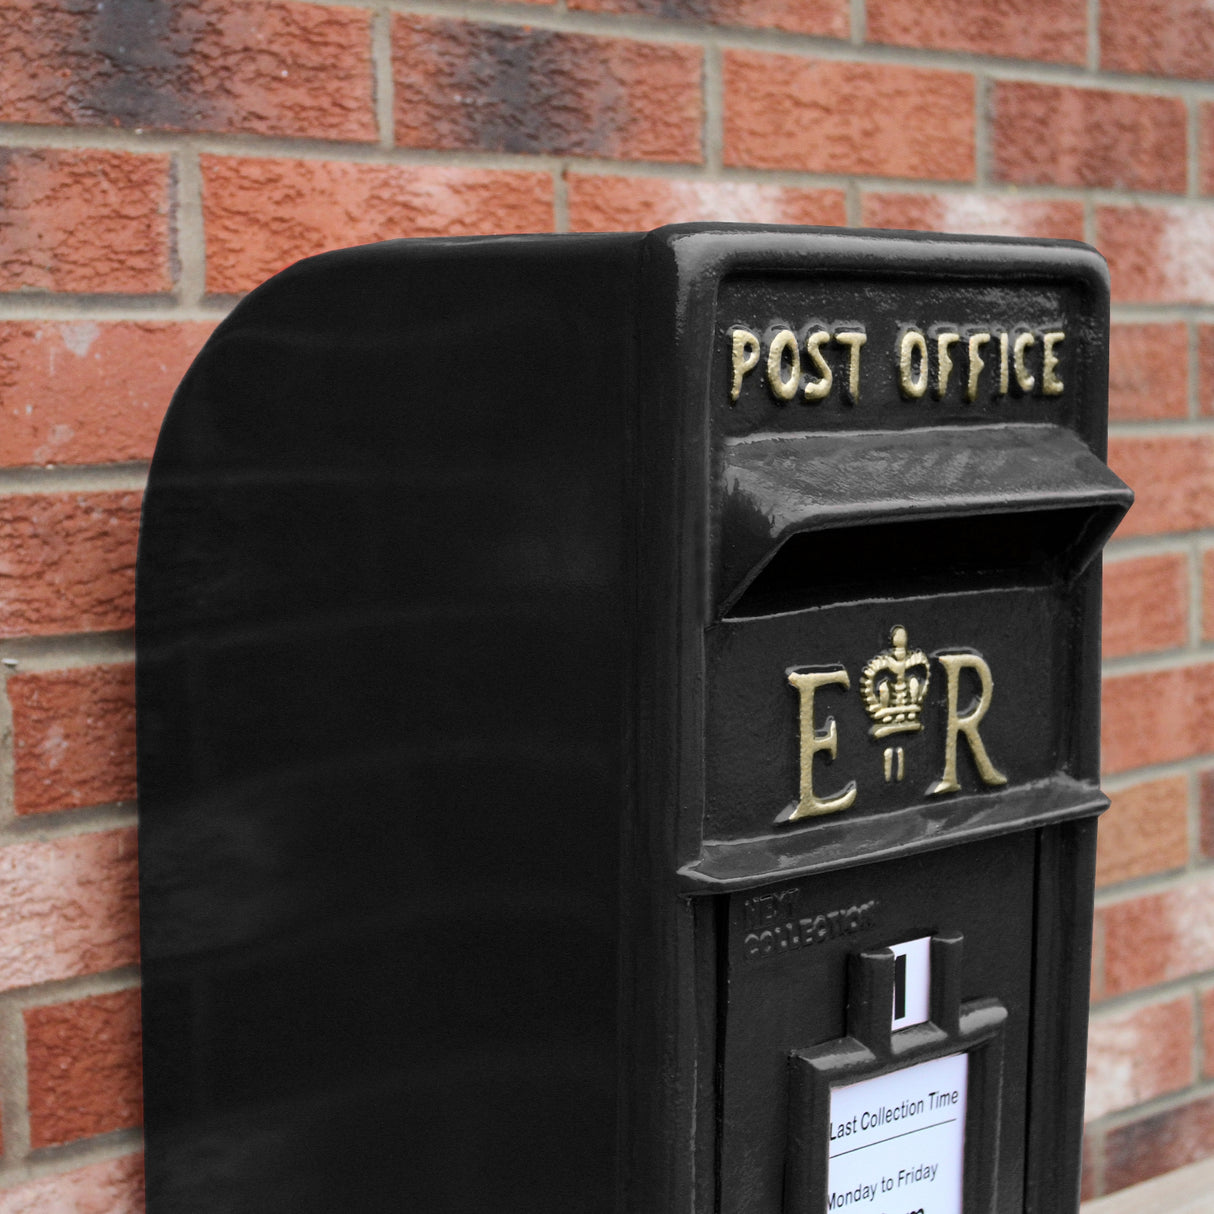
[724,503,1122,619]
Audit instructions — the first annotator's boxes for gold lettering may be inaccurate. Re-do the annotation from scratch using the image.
[929,653,1008,796]
[1042,331,1065,395]
[899,330,928,399]
[1013,332,1036,392]
[767,329,801,401]
[937,333,960,396]
[999,332,1009,395]
[730,328,760,402]
[803,330,833,401]
[785,669,857,820]
[834,331,867,403]
[966,333,990,402]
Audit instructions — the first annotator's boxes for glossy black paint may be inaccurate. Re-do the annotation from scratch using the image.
[137,226,1129,1213]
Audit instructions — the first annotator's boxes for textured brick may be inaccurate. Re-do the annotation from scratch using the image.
[0,1154,144,1214]
[1203,986,1214,1077]
[394,17,701,163]
[567,175,846,232]
[867,0,1085,63]
[1109,322,1189,420]
[1199,767,1214,857]
[1102,0,1214,80]
[0,321,212,467]
[1203,550,1214,642]
[992,83,1186,193]
[1103,1093,1214,1193]
[1102,662,1214,773]
[10,664,136,816]
[0,491,140,637]
[724,55,974,180]
[1107,435,1214,538]
[1098,206,1214,304]
[723,55,971,179]
[0,0,373,140]
[1101,873,1214,995]
[1103,553,1187,658]
[202,156,554,295]
[1199,325,1214,414]
[1081,1133,1098,1202]
[1096,776,1189,887]
[0,148,170,294]
[0,829,138,993]
[26,988,142,1149]
[569,0,848,36]
[1084,994,1193,1121]
[861,192,1084,240]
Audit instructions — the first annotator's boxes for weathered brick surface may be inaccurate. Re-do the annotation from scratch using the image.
[568,175,846,232]
[860,192,1084,240]
[0,0,374,140]
[26,988,142,1149]
[992,84,1186,193]
[202,156,555,295]
[570,0,847,34]
[0,1154,144,1213]
[10,664,136,816]
[0,829,138,994]
[0,148,170,294]
[0,321,212,466]
[1084,994,1193,1121]
[1203,987,1214,1077]
[1101,0,1214,80]
[867,0,1086,62]
[1103,1093,1214,1192]
[1096,775,1190,887]
[1101,874,1214,995]
[1102,662,1214,773]
[1103,553,1187,659]
[723,54,975,180]
[1198,325,1214,414]
[394,17,702,163]
[1098,205,1214,304]
[1109,322,1189,420]
[0,492,140,637]
[1199,767,1214,858]
[1107,435,1214,538]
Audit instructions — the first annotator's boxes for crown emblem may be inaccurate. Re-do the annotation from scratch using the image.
[860,626,930,738]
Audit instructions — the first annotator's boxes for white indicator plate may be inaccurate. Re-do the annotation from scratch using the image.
[827,1051,968,1214]
[890,936,931,1031]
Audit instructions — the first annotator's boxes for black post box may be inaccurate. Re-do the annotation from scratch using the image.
[136,225,1131,1214]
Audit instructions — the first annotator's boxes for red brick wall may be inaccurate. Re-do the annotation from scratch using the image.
[0,0,1208,1207]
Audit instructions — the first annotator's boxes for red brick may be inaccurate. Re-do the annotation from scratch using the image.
[202,156,554,295]
[1097,776,1190,887]
[1107,435,1214,538]
[0,491,139,637]
[568,0,848,36]
[1081,1131,1099,1201]
[1199,767,1214,857]
[567,175,846,232]
[0,1154,144,1213]
[393,17,701,163]
[0,148,170,294]
[1102,873,1214,995]
[0,0,374,140]
[1103,1093,1214,1193]
[0,321,212,467]
[1199,325,1214,414]
[992,83,1186,193]
[26,988,142,1149]
[1097,205,1214,304]
[1101,661,1214,774]
[1102,0,1214,80]
[867,0,1085,63]
[10,664,136,816]
[860,192,1084,240]
[1084,994,1193,1121]
[723,54,974,180]
[1203,550,1214,641]
[1103,553,1187,659]
[0,829,138,993]
[1109,322,1189,420]
[1202,986,1214,1077]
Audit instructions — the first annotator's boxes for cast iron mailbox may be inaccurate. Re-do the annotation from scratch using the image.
[136,225,1131,1214]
